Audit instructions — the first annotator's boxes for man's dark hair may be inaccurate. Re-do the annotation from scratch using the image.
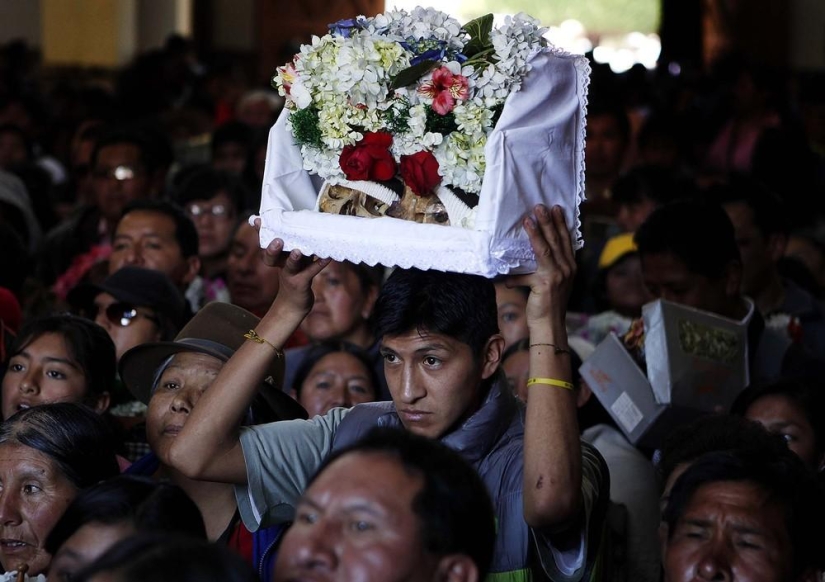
[10,314,116,404]
[374,269,498,358]
[611,165,697,208]
[90,128,163,175]
[656,414,790,487]
[211,121,253,154]
[709,174,790,238]
[663,450,825,577]
[0,403,120,489]
[173,166,246,215]
[731,379,825,461]
[291,340,379,399]
[312,427,496,579]
[119,199,198,259]
[635,201,741,279]
[74,534,258,582]
[45,475,206,554]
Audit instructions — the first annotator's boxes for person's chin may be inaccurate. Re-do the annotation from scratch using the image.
[0,539,40,571]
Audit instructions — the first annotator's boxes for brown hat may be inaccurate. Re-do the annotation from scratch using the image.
[119,302,306,421]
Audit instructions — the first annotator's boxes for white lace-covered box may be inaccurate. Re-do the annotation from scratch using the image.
[255,47,589,276]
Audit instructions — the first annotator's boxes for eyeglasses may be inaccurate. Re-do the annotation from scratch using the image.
[186,203,232,220]
[95,302,160,327]
[92,165,141,181]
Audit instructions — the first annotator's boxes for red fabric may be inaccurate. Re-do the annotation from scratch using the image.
[214,101,235,126]
[227,520,255,565]
[284,328,309,350]
[0,287,22,333]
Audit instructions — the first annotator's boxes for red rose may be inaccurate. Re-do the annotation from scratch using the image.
[339,132,396,182]
[400,151,441,196]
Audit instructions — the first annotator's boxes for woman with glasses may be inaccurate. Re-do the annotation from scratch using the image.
[1,314,116,420]
[70,266,190,363]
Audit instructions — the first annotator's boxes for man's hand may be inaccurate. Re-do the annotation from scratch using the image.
[507,205,576,330]
[253,218,331,317]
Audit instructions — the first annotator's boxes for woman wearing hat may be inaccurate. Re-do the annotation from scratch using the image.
[118,302,306,581]
[572,232,652,345]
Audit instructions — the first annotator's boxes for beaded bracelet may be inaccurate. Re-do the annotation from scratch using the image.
[526,377,574,390]
[529,342,571,356]
[244,329,284,359]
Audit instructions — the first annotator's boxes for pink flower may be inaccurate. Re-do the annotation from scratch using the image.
[418,67,470,115]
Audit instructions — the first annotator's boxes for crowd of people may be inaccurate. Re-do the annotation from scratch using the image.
[0,27,824,582]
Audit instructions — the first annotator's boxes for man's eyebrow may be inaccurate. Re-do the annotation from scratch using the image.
[413,342,452,354]
[679,517,712,529]
[296,496,322,511]
[766,420,800,429]
[297,496,384,518]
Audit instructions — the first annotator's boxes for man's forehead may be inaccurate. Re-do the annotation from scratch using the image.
[381,328,462,351]
[116,211,177,237]
[308,451,423,510]
[97,142,143,165]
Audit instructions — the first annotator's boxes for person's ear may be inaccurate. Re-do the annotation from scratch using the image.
[360,284,380,321]
[480,335,505,380]
[435,555,478,582]
[93,392,111,414]
[724,261,743,297]
[766,233,788,263]
[183,256,202,285]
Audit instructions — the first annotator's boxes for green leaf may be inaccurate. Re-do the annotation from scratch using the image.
[462,13,494,57]
[390,60,439,90]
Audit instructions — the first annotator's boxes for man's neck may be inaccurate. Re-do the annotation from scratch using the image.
[752,272,786,315]
[201,254,228,280]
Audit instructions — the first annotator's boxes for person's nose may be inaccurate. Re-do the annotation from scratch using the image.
[292,517,339,573]
[310,278,326,304]
[695,542,733,582]
[17,368,39,396]
[122,245,143,266]
[0,489,22,527]
[397,365,425,404]
[329,382,351,409]
[170,386,200,414]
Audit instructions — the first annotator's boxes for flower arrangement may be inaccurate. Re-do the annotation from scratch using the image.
[273,7,548,217]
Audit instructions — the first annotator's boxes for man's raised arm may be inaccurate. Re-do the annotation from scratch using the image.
[168,236,331,484]
[511,205,582,530]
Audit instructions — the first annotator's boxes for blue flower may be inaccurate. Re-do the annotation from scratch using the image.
[328,18,364,38]
[400,38,468,65]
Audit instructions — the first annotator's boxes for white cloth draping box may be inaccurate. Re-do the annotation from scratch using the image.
[254,47,590,276]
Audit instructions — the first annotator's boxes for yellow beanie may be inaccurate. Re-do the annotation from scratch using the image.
[598,233,638,270]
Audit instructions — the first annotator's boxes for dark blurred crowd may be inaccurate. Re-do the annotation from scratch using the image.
[0,30,823,582]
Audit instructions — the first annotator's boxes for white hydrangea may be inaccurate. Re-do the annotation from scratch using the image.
[277,7,548,218]
[301,145,344,182]
[454,102,494,137]
[490,13,547,91]
[434,132,487,193]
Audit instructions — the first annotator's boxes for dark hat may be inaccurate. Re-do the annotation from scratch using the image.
[119,302,305,421]
[68,267,189,329]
